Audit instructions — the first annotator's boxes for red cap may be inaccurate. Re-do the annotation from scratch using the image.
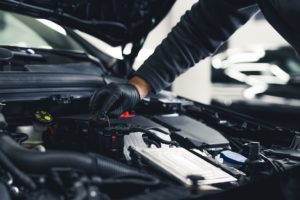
[120,112,136,118]
[111,135,117,142]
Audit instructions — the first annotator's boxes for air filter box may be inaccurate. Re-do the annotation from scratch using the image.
[153,115,230,149]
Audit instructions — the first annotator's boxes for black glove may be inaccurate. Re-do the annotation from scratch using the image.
[89,83,140,116]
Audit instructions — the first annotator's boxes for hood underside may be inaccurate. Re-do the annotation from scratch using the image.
[0,0,175,47]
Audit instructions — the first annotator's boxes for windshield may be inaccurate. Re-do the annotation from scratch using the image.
[0,10,85,51]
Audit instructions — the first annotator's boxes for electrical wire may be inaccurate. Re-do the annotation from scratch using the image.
[259,153,282,173]
[143,137,161,148]
[146,127,170,135]
[141,128,179,147]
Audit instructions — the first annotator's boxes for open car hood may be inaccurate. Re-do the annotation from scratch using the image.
[0,0,175,47]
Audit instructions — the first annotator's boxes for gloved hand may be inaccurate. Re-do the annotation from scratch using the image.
[89,82,141,117]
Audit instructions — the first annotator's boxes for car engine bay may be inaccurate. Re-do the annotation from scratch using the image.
[0,89,300,200]
[0,1,298,199]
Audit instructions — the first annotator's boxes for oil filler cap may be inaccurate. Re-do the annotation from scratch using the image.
[220,150,247,165]
[34,111,53,124]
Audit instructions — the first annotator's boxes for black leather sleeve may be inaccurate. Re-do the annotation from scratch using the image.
[134,0,258,93]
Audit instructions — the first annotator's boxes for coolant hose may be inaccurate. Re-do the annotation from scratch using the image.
[0,135,155,181]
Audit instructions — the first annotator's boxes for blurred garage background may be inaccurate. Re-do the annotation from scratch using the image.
[79,0,300,131]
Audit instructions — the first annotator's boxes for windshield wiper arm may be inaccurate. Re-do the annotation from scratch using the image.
[0,46,104,67]
[37,49,103,65]
[12,51,45,60]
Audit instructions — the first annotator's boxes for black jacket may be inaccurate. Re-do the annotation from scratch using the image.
[134,0,300,93]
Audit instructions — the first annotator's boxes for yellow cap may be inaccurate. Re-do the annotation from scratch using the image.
[35,111,53,124]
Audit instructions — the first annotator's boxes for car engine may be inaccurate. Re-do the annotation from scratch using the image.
[0,91,299,200]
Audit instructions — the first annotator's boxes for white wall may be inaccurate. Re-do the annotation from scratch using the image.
[228,13,288,49]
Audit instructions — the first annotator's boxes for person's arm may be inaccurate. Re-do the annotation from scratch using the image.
[128,76,151,99]
[132,0,258,96]
[90,0,258,116]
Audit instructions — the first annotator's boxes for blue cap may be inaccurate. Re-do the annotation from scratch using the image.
[220,150,247,165]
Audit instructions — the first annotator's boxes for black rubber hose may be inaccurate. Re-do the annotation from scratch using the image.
[103,174,160,186]
[0,151,36,190]
[0,135,158,184]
